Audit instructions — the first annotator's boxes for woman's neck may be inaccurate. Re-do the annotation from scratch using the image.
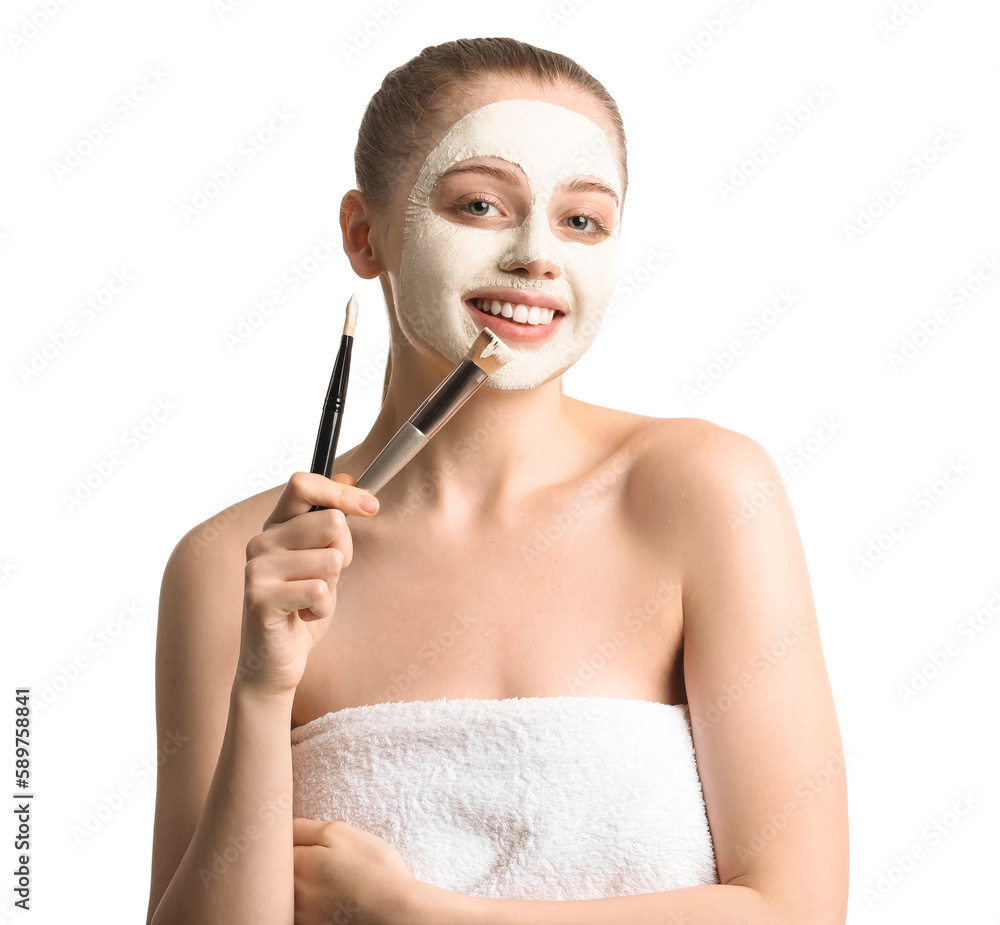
[343,358,587,522]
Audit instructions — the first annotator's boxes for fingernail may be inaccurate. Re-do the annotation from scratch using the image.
[358,493,379,514]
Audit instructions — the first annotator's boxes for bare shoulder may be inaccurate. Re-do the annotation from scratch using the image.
[560,398,776,523]
[627,414,775,479]
[154,483,286,724]
[156,485,285,655]
[172,485,285,564]
[608,413,782,539]
[155,483,288,704]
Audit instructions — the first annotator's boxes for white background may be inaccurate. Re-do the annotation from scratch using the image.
[2,0,998,921]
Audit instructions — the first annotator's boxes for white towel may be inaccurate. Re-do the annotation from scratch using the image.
[290,695,719,900]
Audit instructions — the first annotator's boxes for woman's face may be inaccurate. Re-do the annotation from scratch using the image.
[376,78,624,391]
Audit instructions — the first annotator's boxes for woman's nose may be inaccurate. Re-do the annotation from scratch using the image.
[502,255,561,280]
[499,211,562,281]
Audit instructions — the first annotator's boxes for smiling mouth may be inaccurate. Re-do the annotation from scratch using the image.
[471,297,559,326]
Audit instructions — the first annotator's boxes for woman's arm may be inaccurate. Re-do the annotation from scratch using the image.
[145,525,297,925]
[402,422,848,925]
[678,425,848,922]
[409,880,777,923]
[146,473,379,925]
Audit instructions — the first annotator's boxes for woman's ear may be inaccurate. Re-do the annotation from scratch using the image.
[340,190,384,279]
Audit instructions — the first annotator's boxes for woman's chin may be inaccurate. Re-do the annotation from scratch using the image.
[478,357,573,392]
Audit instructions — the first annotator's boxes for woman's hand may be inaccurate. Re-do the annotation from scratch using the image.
[235,471,379,698]
[293,817,421,925]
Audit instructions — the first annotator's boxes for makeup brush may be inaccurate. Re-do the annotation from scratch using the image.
[308,293,358,513]
[346,327,514,512]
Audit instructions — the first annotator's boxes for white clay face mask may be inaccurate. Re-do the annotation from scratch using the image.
[395,98,623,391]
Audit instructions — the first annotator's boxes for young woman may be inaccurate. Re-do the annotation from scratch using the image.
[146,37,848,925]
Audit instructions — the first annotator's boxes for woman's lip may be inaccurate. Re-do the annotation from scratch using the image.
[464,287,568,314]
[464,299,564,341]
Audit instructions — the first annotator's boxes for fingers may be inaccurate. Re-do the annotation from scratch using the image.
[243,569,340,624]
[243,545,347,621]
[238,471,374,690]
[265,471,378,529]
[245,544,347,585]
[250,507,355,565]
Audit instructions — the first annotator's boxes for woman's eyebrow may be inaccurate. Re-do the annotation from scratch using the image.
[441,164,524,185]
[559,177,619,205]
[440,164,618,205]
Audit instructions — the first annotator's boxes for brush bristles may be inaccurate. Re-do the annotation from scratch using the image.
[343,293,359,337]
[466,328,514,375]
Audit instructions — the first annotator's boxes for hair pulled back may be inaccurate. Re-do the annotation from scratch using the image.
[355,37,627,217]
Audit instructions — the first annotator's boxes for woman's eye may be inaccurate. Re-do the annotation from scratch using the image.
[462,200,499,218]
[565,213,610,235]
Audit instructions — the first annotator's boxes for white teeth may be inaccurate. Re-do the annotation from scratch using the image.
[474,298,556,326]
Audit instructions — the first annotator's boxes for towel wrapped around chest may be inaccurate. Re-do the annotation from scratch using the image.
[290,695,720,900]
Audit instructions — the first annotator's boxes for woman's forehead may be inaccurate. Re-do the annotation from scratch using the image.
[411,99,623,198]
[433,74,616,137]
